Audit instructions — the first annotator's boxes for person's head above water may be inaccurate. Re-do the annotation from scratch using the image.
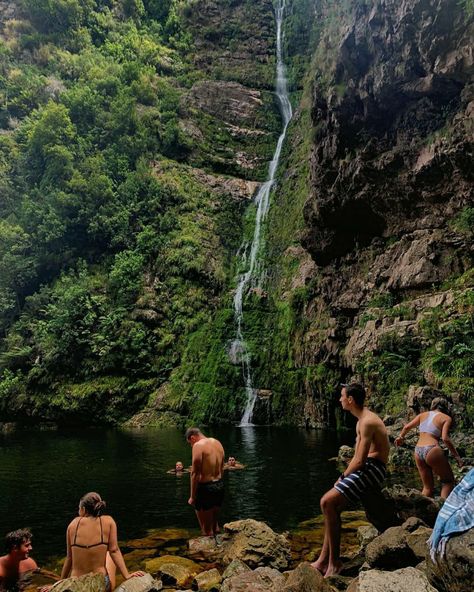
[4,529,33,557]
[340,383,366,410]
[79,492,106,517]
[175,461,184,472]
[228,457,236,466]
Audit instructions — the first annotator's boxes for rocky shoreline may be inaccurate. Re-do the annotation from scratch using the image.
[25,482,473,592]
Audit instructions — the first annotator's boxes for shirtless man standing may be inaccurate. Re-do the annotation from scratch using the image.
[186,427,225,537]
[0,529,38,591]
[312,383,390,577]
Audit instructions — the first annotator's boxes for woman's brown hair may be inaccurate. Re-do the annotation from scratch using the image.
[80,492,106,517]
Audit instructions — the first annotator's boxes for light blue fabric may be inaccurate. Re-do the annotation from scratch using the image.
[428,468,474,560]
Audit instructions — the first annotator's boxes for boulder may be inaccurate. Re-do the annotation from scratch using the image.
[281,562,333,591]
[357,525,379,551]
[425,528,474,592]
[365,486,441,530]
[145,555,201,588]
[337,445,355,464]
[114,574,162,592]
[221,519,291,569]
[48,574,106,592]
[220,566,286,592]
[221,559,251,579]
[406,526,432,561]
[193,568,222,591]
[188,535,222,561]
[347,567,438,591]
[365,519,424,569]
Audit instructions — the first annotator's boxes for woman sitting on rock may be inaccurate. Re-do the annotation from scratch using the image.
[44,492,143,592]
[395,398,463,498]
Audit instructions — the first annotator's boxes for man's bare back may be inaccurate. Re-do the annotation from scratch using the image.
[185,428,225,536]
[193,437,224,483]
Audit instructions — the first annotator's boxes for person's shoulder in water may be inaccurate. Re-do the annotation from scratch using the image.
[224,456,245,470]
[167,461,190,474]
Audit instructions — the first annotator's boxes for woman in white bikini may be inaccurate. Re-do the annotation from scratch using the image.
[395,398,463,498]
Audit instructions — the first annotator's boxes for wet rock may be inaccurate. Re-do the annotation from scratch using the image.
[221,519,291,569]
[337,445,355,464]
[192,568,222,591]
[115,574,163,592]
[145,556,202,588]
[220,566,285,592]
[281,562,333,591]
[425,528,474,592]
[347,567,438,592]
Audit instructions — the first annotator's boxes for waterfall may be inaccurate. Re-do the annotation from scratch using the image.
[230,0,293,426]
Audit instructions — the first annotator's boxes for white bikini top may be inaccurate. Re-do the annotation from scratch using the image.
[419,411,441,438]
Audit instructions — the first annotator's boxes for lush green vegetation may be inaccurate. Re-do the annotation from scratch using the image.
[0,0,278,423]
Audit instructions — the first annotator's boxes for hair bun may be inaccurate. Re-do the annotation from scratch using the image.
[94,500,106,515]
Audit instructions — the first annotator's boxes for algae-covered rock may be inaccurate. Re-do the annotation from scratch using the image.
[145,555,201,587]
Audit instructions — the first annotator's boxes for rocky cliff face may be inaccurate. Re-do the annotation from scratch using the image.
[255,0,474,428]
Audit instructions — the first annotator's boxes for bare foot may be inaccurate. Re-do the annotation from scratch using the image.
[310,560,327,575]
[324,561,343,578]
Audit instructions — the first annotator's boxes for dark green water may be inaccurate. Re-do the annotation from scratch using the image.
[0,426,412,563]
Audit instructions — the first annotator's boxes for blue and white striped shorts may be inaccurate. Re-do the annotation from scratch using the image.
[335,457,387,505]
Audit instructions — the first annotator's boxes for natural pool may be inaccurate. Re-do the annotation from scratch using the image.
[0,425,417,563]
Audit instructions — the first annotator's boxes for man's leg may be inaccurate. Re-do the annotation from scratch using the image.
[211,507,221,536]
[196,509,214,535]
[312,488,349,576]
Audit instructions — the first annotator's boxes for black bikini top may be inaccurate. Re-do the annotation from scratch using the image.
[71,516,108,549]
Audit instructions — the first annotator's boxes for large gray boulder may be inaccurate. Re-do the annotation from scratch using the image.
[425,528,474,592]
[221,519,291,569]
[365,518,427,569]
[347,567,438,592]
[220,566,286,592]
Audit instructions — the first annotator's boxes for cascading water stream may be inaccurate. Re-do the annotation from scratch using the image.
[229,0,293,426]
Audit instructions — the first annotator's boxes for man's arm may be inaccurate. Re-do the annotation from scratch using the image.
[342,420,375,477]
[189,444,203,505]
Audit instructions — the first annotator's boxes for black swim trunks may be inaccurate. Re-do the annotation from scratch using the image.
[195,479,224,511]
[334,457,387,505]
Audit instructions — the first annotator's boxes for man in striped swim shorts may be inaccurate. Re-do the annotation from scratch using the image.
[311,383,390,578]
